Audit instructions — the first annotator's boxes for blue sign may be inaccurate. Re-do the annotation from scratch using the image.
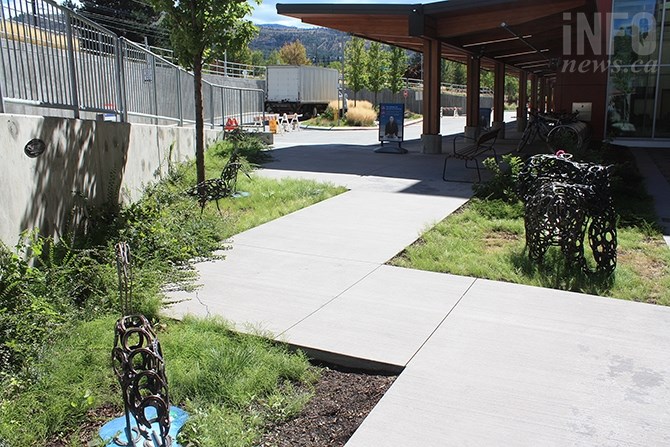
[379,103,405,142]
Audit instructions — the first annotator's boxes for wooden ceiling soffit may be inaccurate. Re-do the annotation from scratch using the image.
[304,16,409,35]
[449,9,583,49]
[431,0,588,39]
[409,5,438,39]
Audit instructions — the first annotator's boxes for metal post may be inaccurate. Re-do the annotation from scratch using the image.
[0,80,5,113]
[209,84,215,128]
[115,38,127,122]
[64,10,80,119]
[239,88,243,125]
[176,67,183,126]
[222,87,227,124]
[151,53,158,125]
[224,50,228,77]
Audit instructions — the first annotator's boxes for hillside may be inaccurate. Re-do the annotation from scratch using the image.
[250,25,348,64]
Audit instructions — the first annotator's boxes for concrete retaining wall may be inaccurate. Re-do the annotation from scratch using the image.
[0,113,221,246]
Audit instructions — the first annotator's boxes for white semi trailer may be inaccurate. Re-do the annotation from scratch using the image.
[265,65,339,118]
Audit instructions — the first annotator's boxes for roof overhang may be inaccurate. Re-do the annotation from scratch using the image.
[277,0,598,76]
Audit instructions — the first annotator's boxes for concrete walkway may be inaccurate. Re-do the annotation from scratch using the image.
[166,120,670,446]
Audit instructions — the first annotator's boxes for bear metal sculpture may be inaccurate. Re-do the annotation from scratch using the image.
[517,154,617,275]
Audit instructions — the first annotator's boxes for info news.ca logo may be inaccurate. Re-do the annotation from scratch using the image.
[561,12,658,74]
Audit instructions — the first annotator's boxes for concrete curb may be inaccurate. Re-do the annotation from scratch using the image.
[300,118,423,131]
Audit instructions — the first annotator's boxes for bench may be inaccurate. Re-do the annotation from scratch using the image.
[442,127,500,182]
[186,149,248,213]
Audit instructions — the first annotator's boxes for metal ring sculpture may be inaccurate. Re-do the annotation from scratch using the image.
[517,154,617,275]
[113,242,172,447]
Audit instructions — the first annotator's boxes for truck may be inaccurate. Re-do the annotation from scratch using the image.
[265,65,339,119]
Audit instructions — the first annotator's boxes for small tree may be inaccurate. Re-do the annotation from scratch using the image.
[452,62,466,85]
[388,46,408,94]
[481,70,494,91]
[279,40,311,65]
[365,41,387,105]
[345,37,367,105]
[266,49,281,65]
[149,0,258,188]
[505,74,519,104]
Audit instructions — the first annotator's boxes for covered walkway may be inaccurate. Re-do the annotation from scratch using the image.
[277,0,607,153]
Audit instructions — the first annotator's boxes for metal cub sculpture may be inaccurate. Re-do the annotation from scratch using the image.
[517,153,617,275]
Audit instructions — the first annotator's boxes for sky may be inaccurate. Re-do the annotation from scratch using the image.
[250,0,441,28]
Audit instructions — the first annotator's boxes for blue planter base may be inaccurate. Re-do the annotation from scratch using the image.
[99,406,189,447]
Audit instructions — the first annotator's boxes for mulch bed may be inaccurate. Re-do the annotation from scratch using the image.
[258,368,396,447]
[46,368,396,447]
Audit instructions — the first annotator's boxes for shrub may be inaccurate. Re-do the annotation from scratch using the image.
[473,154,524,203]
[345,106,377,127]
[321,100,340,121]
[351,100,373,109]
[209,130,272,165]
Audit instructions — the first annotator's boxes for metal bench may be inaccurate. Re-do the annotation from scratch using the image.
[442,128,500,182]
[186,149,248,213]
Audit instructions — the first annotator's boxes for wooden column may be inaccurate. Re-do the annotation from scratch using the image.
[517,71,528,132]
[529,74,538,111]
[465,55,480,138]
[493,62,506,138]
[421,38,442,153]
[538,76,547,113]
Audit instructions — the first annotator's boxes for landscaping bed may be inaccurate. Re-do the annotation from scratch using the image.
[390,147,670,305]
[0,133,354,447]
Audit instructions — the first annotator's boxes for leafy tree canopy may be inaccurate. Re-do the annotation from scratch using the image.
[278,40,311,65]
[78,0,167,45]
[152,0,259,70]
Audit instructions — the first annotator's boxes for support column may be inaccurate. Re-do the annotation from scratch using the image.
[465,55,480,139]
[538,76,547,113]
[421,38,442,154]
[529,74,538,112]
[517,71,528,132]
[492,62,506,139]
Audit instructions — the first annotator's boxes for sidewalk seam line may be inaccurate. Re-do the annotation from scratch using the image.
[404,277,478,366]
[230,242,383,265]
[277,264,384,338]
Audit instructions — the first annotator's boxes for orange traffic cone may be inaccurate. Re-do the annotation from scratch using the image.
[232,118,239,128]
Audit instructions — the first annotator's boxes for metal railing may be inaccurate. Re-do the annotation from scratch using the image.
[149,45,266,79]
[0,0,265,126]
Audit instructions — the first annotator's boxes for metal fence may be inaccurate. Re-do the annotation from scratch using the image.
[149,45,266,80]
[0,0,265,126]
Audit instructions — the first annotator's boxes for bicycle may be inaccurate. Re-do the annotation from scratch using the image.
[517,110,580,152]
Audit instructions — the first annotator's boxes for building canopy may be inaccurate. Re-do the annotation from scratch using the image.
[277,0,597,76]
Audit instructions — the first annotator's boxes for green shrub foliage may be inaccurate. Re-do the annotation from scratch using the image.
[473,154,524,203]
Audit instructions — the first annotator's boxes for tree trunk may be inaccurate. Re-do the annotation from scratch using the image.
[193,55,205,188]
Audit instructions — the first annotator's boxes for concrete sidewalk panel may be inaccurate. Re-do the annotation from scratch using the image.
[346,279,670,446]
[165,245,378,335]
[282,266,475,367]
[233,191,468,263]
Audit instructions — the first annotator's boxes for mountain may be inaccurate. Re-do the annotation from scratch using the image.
[250,25,349,64]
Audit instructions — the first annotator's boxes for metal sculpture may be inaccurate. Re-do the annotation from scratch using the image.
[111,242,172,447]
[517,153,617,275]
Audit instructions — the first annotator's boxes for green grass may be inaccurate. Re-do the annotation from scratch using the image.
[0,134,345,447]
[0,316,316,447]
[390,198,670,305]
[389,146,670,304]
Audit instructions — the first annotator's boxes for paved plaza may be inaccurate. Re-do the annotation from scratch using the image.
[167,116,670,446]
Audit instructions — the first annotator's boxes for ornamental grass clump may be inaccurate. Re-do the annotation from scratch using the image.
[345,106,377,127]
